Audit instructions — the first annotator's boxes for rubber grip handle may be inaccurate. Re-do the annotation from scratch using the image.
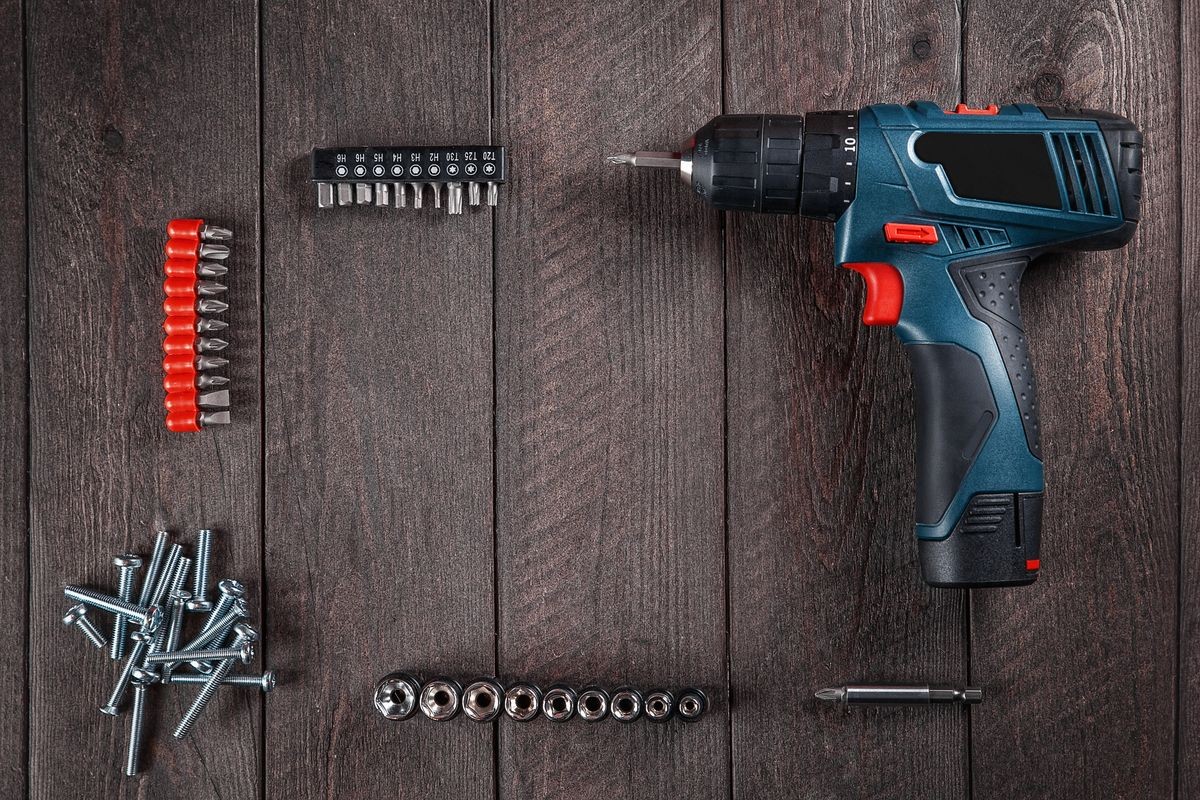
[909,256,1044,587]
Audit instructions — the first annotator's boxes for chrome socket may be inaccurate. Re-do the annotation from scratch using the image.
[645,689,674,722]
[541,685,576,722]
[375,672,421,721]
[677,688,708,721]
[419,678,462,721]
[577,687,610,722]
[503,683,542,722]
[610,687,643,723]
[462,678,504,722]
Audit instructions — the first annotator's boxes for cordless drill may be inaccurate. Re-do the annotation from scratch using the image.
[609,102,1143,588]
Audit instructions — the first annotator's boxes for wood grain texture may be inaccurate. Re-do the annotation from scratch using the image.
[964,2,1180,798]
[493,1,726,798]
[0,0,25,797]
[26,1,262,797]
[260,1,495,799]
[1181,0,1198,795]
[723,4,969,799]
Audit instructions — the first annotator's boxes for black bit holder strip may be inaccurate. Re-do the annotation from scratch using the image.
[311,145,506,183]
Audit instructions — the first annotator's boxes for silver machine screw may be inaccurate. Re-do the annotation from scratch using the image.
[146,640,253,666]
[173,623,258,739]
[374,673,421,720]
[165,670,276,692]
[63,586,162,630]
[577,687,610,722]
[136,531,169,608]
[419,678,462,721]
[541,685,577,722]
[200,579,245,637]
[462,679,504,722]
[110,554,142,660]
[101,628,155,716]
[62,603,107,649]
[124,667,158,776]
[191,529,214,611]
[147,557,191,657]
[503,683,542,722]
[161,598,247,673]
[148,543,184,607]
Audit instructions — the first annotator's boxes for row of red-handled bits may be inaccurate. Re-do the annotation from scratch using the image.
[162,220,233,432]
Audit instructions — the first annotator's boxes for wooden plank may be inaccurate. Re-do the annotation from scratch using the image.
[26,2,262,797]
[492,0,726,797]
[260,2,494,799]
[723,5,968,799]
[1180,0,1198,794]
[963,3,1180,798]
[0,0,25,797]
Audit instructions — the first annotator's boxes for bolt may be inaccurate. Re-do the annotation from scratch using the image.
[645,689,674,722]
[124,667,158,776]
[102,628,154,715]
[148,543,183,607]
[160,588,192,677]
[146,640,253,666]
[62,603,107,649]
[503,683,542,722]
[462,679,504,722]
[148,557,191,654]
[165,670,276,692]
[419,678,462,721]
[63,586,162,631]
[173,623,258,739]
[577,686,610,722]
[374,673,420,720]
[676,688,708,721]
[610,687,643,723]
[136,531,170,607]
[192,529,214,608]
[110,554,142,660]
[541,685,577,722]
[163,598,248,673]
[200,579,245,635]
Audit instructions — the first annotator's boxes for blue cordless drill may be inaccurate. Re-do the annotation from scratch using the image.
[609,102,1143,587]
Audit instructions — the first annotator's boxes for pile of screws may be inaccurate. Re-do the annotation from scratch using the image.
[374,674,708,724]
[61,528,275,777]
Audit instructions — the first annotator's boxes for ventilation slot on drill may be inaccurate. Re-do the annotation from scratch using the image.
[945,224,1009,254]
[959,494,1015,535]
[1051,133,1113,216]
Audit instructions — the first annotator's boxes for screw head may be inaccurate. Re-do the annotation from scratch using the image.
[259,670,277,692]
[143,605,164,633]
[131,667,159,685]
[217,579,245,599]
[62,603,87,626]
[419,679,461,721]
[232,622,258,643]
[237,642,255,664]
[185,598,212,613]
[130,629,153,644]
[374,673,419,720]
[170,588,193,603]
[99,704,119,716]
[503,683,542,722]
[114,553,143,569]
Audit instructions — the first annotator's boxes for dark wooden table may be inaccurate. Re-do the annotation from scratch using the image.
[4,0,1195,798]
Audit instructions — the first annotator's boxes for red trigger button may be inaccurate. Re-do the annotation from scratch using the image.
[843,262,904,326]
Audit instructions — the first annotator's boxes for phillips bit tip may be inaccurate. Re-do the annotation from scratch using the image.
[197,261,228,278]
[200,225,234,242]
[814,688,845,703]
[196,281,227,297]
[199,243,231,260]
[196,299,228,314]
[196,318,228,333]
[197,337,228,352]
[195,356,228,370]
[605,151,682,169]
[197,374,229,389]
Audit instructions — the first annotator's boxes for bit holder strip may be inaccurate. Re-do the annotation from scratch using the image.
[311,145,507,213]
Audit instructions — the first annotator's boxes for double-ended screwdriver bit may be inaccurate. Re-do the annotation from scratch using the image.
[815,685,983,706]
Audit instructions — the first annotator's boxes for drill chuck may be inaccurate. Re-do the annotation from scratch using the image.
[610,111,858,219]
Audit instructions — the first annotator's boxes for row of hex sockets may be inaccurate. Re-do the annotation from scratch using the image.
[162,219,233,432]
[375,673,708,723]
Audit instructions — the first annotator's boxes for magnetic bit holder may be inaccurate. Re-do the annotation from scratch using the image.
[311,145,507,214]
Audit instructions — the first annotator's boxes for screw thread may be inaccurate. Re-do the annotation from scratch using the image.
[193,529,213,602]
[180,606,243,653]
[111,565,137,660]
[200,592,235,635]
[148,544,183,607]
[64,586,153,626]
[104,638,149,713]
[166,673,271,689]
[136,531,170,607]
[173,655,237,738]
[76,615,108,649]
[124,684,148,776]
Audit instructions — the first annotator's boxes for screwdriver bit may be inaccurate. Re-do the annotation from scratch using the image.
[317,182,335,208]
[165,389,231,413]
[162,354,227,374]
[311,145,507,211]
[163,372,229,393]
[430,183,442,209]
[162,335,228,355]
[337,183,353,206]
[163,316,228,336]
[815,685,983,706]
[374,183,390,206]
[486,182,499,206]
[355,183,372,204]
[165,410,230,433]
[468,182,481,206]
[167,219,233,242]
[164,239,230,261]
[393,183,407,208]
[164,258,227,279]
[163,297,228,316]
[410,183,424,209]
[605,151,683,169]
[163,278,227,298]
[447,182,464,215]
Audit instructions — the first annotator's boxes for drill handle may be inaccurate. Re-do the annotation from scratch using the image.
[903,254,1046,587]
